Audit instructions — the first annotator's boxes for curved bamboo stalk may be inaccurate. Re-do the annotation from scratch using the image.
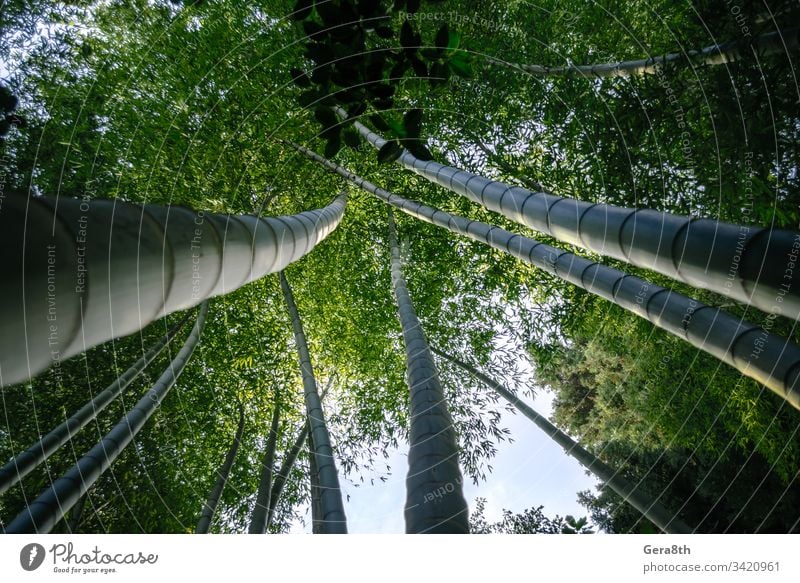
[0,312,191,495]
[0,192,347,386]
[388,209,470,534]
[196,402,246,534]
[344,118,800,321]
[290,143,800,410]
[279,272,347,533]
[266,379,332,530]
[432,347,692,534]
[249,390,282,534]
[485,28,799,77]
[4,301,209,534]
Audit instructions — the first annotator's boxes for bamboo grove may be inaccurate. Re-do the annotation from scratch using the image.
[1,0,799,534]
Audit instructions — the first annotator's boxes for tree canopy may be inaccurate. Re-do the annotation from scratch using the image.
[1,0,799,534]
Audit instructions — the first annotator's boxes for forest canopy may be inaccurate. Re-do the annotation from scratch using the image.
[0,0,799,534]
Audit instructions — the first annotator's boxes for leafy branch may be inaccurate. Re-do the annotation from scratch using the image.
[289,0,474,162]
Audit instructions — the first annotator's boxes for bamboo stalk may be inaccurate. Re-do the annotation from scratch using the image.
[290,142,800,411]
[0,193,347,386]
[4,301,209,534]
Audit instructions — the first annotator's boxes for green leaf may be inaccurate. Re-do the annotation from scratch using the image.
[403,108,422,138]
[290,68,312,88]
[410,57,427,78]
[377,140,403,163]
[305,42,328,63]
[332,63,362,87]
[314,106,338,128]
[400,21,416,49]
[389,61,406,81]
[0,85,17,113]
[375,26,394,39]
[336,87,365,104]
[316,1,347,26]
[324,136,343,158]
[435,24,449,49]
[358,0,381,17]
[366,59,385,82]
[343,127,360,148]
[320,123,340,139]
[298,89,320,107]
[310,65,332,85]
[404,140,432,160]
[346,102,367,118]
[302,20,326,38]
[291,0,313,21]
[369,83,395,99]
[369,114,390,132]
[446,30,461,52]
[449,51,473,77]
[386,116,406,138]
[430,61,450,84]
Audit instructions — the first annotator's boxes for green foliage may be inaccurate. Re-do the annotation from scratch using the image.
[1,0,798,533]
[533,292,800,532]
[0,82,24,138]
[287,0,476,162]
[470,497,594,534]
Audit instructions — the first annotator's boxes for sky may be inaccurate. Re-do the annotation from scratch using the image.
[294,386,599,533]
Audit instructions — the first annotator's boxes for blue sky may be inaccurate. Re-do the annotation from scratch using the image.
[295,387,599,533]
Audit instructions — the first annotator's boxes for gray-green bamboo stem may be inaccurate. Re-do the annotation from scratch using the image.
[344,116,800,321]
[279,272,347,533]
[486,28,799,78]
[0,192,346,386]
[196,402,245,534]
[0,313,191,495]
[388,209,470,534]
[307,427,323,534]
[432,347,692,534]
[4,301,209,534]
[266,379,332,530]
[249,391,282,534]
[266,422,310,530]
[290,143,800,410]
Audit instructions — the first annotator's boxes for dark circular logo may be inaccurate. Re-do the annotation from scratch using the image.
[20,543,46,571]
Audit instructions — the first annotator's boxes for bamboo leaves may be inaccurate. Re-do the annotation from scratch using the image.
[288,0,469,162]
[291,0,314,21]
[372,108,430,162]
[0,82,23,138]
